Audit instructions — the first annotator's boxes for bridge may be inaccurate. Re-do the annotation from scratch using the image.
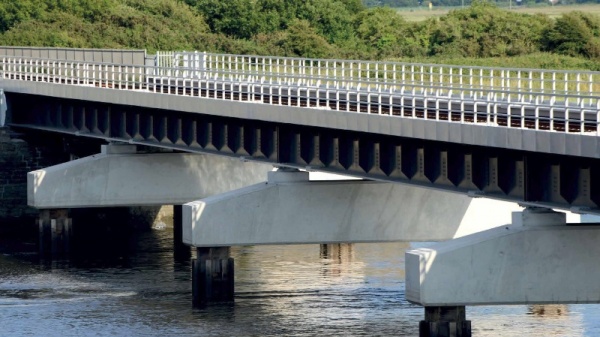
[1,47,600,337]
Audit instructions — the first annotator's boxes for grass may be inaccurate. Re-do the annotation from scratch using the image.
[510,3,600,18]
[396,3,600,21]
[395,53,600,71]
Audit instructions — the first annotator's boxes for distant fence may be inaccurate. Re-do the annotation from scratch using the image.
[0,47,148,65]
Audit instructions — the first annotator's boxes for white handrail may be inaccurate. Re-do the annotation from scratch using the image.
[1,54,599,136]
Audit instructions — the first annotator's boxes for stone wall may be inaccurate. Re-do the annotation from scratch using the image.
[0,128,70,227]
[1,128,173,232]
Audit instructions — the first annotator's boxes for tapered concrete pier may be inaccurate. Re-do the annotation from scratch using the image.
[183,169,522,247]
[407,207,600,335]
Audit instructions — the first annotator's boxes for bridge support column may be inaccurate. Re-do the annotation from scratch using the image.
[173,205,189,260]
[419,306,471,337]
[406,207,600,334]
[192,247,234,306]
[38,209,72,255]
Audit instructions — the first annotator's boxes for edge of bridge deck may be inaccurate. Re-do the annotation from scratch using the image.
[2,79,600,159]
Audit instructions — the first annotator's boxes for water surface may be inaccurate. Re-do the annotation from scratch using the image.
[0,226,598,336]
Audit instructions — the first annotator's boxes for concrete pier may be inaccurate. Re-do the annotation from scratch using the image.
[38,209,72,255]
[406,207,600,334]
[192,247,234,306]
[419,306,471,337]
[173,205,189,259]
[27,145,271,208]
[183,169,522,247]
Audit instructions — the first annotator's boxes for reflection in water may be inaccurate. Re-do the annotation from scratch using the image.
[0,226,599,336]
[529,304,568,317]
[320,243,355,277]
[473,305,585,337]
[320,243,354,260]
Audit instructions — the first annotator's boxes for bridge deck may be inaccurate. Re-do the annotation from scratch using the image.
[2,50,600,213]
[2,53,599,136]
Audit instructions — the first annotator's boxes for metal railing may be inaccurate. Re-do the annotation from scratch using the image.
[157,51,600,102]
[2,53,600,136]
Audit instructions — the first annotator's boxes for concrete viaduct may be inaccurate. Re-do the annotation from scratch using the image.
[1,47,600,336]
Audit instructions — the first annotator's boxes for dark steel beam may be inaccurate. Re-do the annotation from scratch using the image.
[8,93,600,214]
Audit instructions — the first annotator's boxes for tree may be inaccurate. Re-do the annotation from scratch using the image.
[354,7,408,58]
[0,0,48,32]
[429,2,550,57]
[293,0,357,45]
[544,11,600,59]
[193,0,261,39]
[0,0,214,53]
[280,19,333,58]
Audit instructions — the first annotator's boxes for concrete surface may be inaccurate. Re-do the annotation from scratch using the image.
[183,170,523,246]
[27,149,272,208]
[406,208,600,306]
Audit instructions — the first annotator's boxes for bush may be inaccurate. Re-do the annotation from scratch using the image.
[429,2,551,57]
[544,11,600,59]
[192,0,261,39]
[0,0,213,53]
[279,19,334,58]
[2,0,600,70]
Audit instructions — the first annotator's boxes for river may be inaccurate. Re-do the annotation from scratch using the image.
[0,223,599,336]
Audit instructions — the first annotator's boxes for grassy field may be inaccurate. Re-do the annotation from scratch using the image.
[396,3,600,21]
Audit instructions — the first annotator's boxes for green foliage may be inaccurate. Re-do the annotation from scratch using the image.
[189,0,362,45]
[279,19,334,58]
[45,0,113,21]
[364,0,421,6]
[297,0,357,44]
[0,1,48,32]
[193,0,261,39]
[354,7,406,55]
[0,0,600,70]
[428,2,551,57]
[0,0,213,53]
[340,0,367,13]
[543,11,600,59]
